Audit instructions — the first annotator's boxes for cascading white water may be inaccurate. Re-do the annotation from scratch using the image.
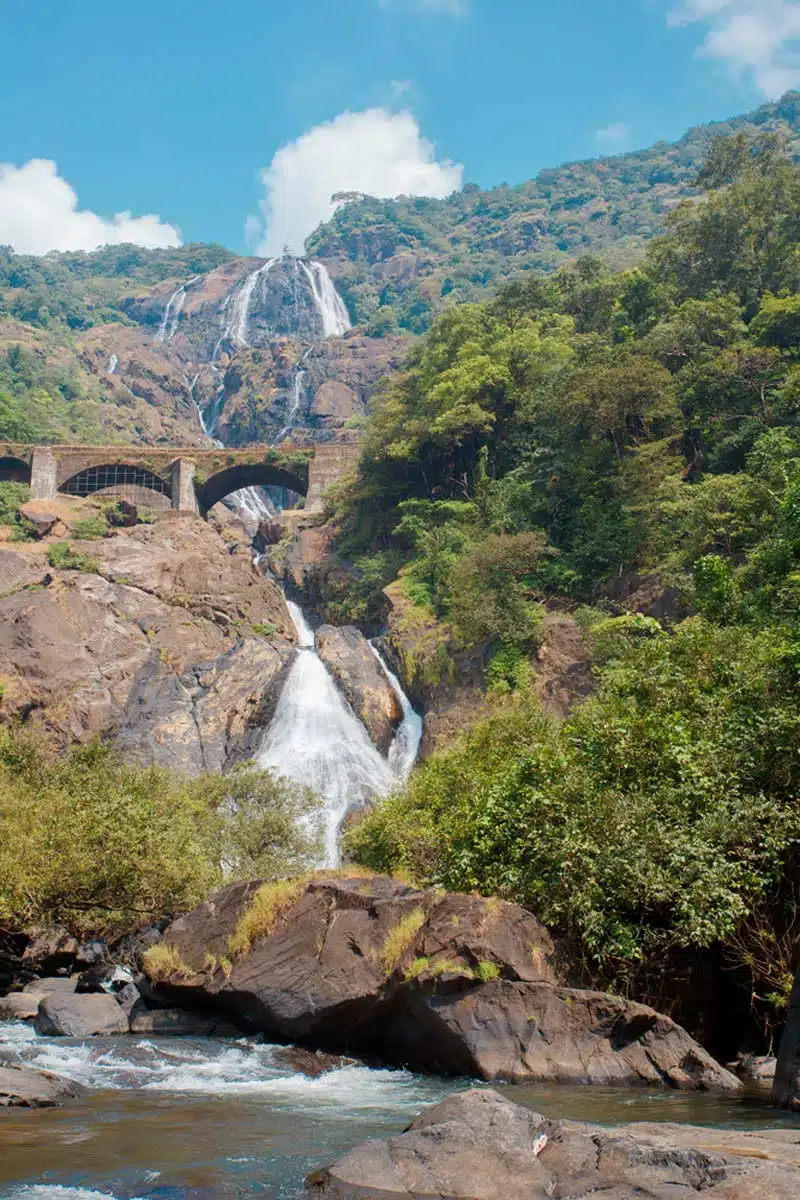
[228,258,277,347]
[257,602,419,865]
[155,280,194,344]
[300,260,352,338]
[106,353,118,375]
[369,643,424,778]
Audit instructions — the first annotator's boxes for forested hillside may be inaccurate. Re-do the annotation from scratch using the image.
[336,131,800,1036]
[315,91,800,332]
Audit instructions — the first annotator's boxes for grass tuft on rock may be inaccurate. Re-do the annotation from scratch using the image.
[378,906,426,975]
[143,942,196,982]
[228,877,309,958]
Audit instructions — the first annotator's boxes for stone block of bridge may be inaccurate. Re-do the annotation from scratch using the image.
[30,446,58,501]
[171,458,199,515]
[305,440,361,513]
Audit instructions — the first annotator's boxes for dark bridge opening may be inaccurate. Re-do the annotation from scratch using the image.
[0,456,31,485]
[60,464,172,502]
[200,463,307,514]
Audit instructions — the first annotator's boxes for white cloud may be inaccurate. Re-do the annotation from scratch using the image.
[668,1,800,95]
[249,108,464,256]
[0,159,181,255]
[595,122,632,151]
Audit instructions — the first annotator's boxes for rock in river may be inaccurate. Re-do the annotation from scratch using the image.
[308,1087,800,1199]
[36,993,129,1038]
[0,1063,87,1108]
[315,625,402,753]
[774,962,800,1109]
[144,873,739,1091]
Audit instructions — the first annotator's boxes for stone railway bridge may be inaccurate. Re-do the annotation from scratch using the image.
[0,436,361,517]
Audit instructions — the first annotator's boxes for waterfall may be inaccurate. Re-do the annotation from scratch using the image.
[107,353,118,375]
[228,258,277,347]
[155,282,191,344]
[369,643,424,779]
[300,261,351,338]
[257,602,419,865]
[184,373,275,522]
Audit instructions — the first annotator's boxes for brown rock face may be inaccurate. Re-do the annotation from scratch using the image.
[309,1088,800,1200]
[773,965,800,1109]
[0,1064,88,1108]
[146,875,736,1091]
[316,625,402,752]
[0,517,295,772]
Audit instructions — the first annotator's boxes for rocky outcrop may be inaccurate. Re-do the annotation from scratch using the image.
[316,626,402,752]
[144,874,737,1091]
[309,1088,800,1199]
[35,993,129,1037]
[773,965,800,1109]
[0,1063,87,1108]
[0,518,295,771]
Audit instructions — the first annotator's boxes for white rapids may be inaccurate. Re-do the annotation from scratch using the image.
[257,602,421,865]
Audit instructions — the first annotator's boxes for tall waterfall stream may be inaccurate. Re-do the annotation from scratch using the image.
[257,601,422,864]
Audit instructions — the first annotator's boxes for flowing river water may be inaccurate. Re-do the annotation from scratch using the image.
[1,1021,798,1200]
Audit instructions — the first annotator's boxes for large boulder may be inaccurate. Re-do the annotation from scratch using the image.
[316,626,402,752]
[35,993,129,1037]
[309,1088,800,1199]
[0,993,42,1021]
[0,1064,87,1108]
[388,978,739,1090]
[20,925,79,975]
[145,874,737,1090]
[773,965,800,1109]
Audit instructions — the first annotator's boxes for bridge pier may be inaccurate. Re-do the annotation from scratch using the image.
[171,458,199,515]
[30,446,57,500]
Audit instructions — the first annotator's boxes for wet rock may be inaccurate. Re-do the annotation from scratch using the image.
[736,1053,777,1084]
[20,926,79,975]
[774,964,800,1109]
[145,874,735,1091]
[0,993,43,1021]
[22,976,78,996]
[36,993,129,1037]
[308,1088,800,1199]
[0,1063,88,1108]
[316,625,402,752]
[75,964,134,995]
[128,1005,239,1036]
[273,1047,356,1077]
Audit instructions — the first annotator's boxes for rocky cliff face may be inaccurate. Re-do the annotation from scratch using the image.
[0,513,295,773]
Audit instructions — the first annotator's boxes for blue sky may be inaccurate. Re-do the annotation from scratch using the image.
[1,0,797,255]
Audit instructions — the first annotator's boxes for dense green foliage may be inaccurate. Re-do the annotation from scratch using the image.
[340,132,800,1017]
[0,243,232,333]
[347,616,800,1007]
[0,732,320,935]
[310,93,800,332]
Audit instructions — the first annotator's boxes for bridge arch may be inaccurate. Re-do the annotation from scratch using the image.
[59,462,172,507]
[0,455,31,485]
[199,462,307,514]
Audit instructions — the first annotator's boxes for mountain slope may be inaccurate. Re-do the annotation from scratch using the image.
[311,91,800,332]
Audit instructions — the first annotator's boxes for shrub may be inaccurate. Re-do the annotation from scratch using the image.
[0,481,30,525]
[142,942,195,982]
[70,515,108,540]
[346,618,800,990]
[252,621,278,638]
[47,541,99,572]
[0,731,321,936]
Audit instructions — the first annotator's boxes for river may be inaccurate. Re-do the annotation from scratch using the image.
[1,1021,798,1199]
